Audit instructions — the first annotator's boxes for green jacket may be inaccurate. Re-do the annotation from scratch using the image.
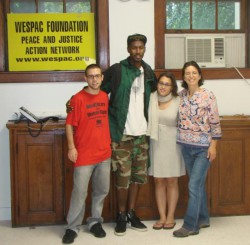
[101,57,157,143]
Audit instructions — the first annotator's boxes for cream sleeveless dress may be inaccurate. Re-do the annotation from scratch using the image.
[148,97,185,178]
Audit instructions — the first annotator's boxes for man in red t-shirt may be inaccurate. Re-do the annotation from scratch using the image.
[62,64,111,244]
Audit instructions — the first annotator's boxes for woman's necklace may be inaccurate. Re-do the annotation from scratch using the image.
[157,93,173,103]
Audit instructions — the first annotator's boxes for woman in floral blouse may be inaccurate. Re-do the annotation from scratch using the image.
[173,61,222,238]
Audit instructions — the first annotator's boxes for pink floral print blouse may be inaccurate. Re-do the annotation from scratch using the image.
[177,88,222,147]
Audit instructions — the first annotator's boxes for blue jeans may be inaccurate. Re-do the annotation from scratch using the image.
[181,145,211,231]
[66,158,111,233]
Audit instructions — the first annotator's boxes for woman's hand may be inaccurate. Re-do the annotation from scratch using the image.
[207,140,217,162]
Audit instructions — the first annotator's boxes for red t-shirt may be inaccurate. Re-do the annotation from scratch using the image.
[66,89,111,167]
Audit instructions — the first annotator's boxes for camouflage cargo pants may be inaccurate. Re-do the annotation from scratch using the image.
[111,135,149,189]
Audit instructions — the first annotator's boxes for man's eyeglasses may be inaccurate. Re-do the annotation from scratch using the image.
[86,74,102,80]
[158,82,172,87]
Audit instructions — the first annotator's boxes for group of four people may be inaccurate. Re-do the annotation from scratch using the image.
[62,33,222,244]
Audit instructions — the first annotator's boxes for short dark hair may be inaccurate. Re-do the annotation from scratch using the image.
[157,72,178,97]
[127,33,147,46]
[85,64,102,76]
[181,60,204,89]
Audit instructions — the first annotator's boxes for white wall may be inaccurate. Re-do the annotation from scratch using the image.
[109,0,154,66]
[0,0,250,221]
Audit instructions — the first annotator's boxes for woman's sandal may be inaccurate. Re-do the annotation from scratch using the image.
[163,222,176,230]
[153,222,165,230]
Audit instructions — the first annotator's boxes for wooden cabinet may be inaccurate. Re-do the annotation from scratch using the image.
[7,121,65,227]
[6,117,250,226]
[210,117,250,216]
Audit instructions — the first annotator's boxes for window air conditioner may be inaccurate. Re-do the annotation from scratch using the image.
[165,33,245,69]
[185,37,225,68]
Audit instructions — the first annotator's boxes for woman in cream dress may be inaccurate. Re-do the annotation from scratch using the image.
[147,72,185,230]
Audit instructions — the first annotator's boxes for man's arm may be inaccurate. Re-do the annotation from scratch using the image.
[65,96,74,114]
[65,124,78,163]
[101,63,121,93]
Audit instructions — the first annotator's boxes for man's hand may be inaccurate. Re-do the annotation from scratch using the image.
[66,96,73,114]
[68,148,78,163]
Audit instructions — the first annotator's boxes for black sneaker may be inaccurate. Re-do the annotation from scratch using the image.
[127,209,147,231]
[90,223,106,238]
[114,211,127,236]
[62,229,77,244]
